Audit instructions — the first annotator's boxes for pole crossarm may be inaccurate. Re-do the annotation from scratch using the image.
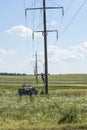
[25,7,64,17]
[32,29,58,40]
[33,30,58,33]
[25,7,63,10]
[33,30,58,39]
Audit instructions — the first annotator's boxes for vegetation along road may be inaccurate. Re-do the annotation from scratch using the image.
[0,74,87,130]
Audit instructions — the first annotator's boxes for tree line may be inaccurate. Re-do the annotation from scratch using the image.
[0,72,26,76]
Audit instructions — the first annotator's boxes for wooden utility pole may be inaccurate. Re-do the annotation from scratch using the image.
[25,1,64,94]
[43,0,48,94]
[32,52,38,84]
[35,52,38,84]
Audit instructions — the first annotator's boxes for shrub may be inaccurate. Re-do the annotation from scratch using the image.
[58,104,80,124]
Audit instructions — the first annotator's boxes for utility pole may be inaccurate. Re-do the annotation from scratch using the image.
[35,52,38,84]
[43,0,48,94]
[25,1,64,94]
[32,52,38,84]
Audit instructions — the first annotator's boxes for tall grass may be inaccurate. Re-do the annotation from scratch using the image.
[0,89,87,130]
[0,74,87,129]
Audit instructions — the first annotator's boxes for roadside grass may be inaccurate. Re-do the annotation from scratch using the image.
[0,89,87,130]
[0,74,87,129]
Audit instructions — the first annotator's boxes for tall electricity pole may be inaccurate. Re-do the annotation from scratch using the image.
[43,0,48,94]
[32,52,38,84]
[25,0,64,94]
[35,52,38,84]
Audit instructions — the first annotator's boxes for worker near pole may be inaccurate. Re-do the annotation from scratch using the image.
[41,73,44,83]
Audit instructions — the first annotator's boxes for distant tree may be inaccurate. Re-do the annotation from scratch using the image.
[0,72,26,76]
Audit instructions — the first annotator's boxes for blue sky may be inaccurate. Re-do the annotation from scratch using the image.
[0,0,87,74]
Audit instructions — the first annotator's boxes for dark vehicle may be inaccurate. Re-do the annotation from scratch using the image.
[18,86,38,97]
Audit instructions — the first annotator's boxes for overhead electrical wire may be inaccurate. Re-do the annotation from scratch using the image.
[64,0,75,14]
[59,0,74,35]
[33,2,43,32]
[47,0,63,44]
[32,0,35,57]
[28,0,41,8]
[32,0,43,62]
[52,0,74,38]
[49,0,61,7]
[59,0,87,39]
[49,0,71,16]
[21,0,36,62]
[21,0,30,47]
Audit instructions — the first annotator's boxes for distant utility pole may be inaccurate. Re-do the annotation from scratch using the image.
[32,52,38,84]
[25,0,64,94]
[35,52,38,84]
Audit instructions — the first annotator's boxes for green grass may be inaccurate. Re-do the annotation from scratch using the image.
[0,74,87,129]
[0,74,87,90]
[0,89,87,130]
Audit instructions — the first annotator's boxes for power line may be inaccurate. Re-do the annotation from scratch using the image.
[59,0,75,31]
[59,0,87,38]
[49,0,61,7]
[64,0,75,14]
[28,0,41,8]
[25,0,63,94]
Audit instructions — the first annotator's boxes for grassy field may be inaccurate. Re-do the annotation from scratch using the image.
[0,74,87,89]
[0,74,87,130]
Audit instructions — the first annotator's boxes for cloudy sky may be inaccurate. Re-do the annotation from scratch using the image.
[0,0,87,74]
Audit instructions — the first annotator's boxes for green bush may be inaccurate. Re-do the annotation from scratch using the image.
[58,104,80,124]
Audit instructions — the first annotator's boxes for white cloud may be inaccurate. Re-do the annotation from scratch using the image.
[47,20,57,26]
[5,25,42,38]
[47,42,87,63]
[71,41,87,53]
[6,25,32,37]
[0,49,16,56]
[45,42,87,74]
[50,21,57,26]
[0,58,4,64]
[0,49,7,56]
